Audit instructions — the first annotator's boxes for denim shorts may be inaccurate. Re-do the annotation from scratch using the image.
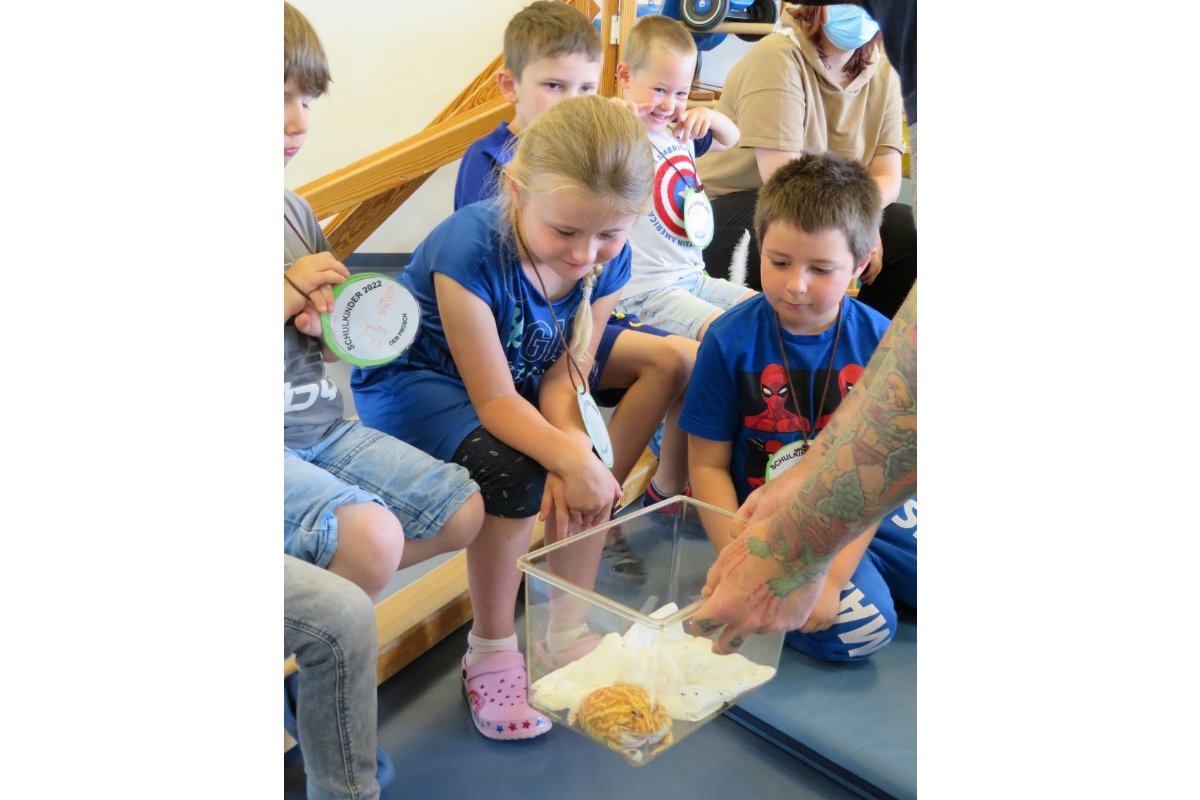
[284,419,480,568]
[615,272,753,340]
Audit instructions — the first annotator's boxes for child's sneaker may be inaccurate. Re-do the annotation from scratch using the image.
[641,480,692,512]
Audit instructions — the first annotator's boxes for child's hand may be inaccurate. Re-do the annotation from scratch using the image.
[797,575,841,634]
[285,253,350,315]
[293,301,324,339]
[540,456,623,539]
[673,106,713,144]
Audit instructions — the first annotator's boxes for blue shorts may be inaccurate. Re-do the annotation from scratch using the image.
[616,272,752,340]
[284,419,480,567]
[588,315,673,408]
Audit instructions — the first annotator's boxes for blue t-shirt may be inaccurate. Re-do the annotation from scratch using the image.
[351,198,631,462]
[680,293,891,503]
[454,122,516,211]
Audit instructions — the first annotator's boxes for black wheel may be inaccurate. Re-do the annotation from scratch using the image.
[680,0,729,33]
[736,0,778,42]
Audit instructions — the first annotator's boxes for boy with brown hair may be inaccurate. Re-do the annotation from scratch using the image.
[680,152,917,662]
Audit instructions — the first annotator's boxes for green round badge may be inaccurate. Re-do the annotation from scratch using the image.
[320,273,421,367]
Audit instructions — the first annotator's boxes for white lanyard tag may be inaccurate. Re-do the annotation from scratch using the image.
[578,387,614,468]
[321,273,421,368]
[765,439,809,482]
[682,186,714,249]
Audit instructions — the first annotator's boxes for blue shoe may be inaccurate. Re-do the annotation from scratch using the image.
[375,748,395,789]
[649,422,664,458]
[641,479,692,511]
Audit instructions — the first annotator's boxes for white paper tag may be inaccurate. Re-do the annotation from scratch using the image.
[578,388,614,468]
[321,273,421,368]
[765,439,808,482]
[683,187,714,249]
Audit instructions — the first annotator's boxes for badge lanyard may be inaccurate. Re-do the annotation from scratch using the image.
[513,215,615,469]
[765,297,844,481]
[649,138,714,249]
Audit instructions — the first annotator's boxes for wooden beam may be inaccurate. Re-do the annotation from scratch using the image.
[296,97,512,220]
[320,54,509,258]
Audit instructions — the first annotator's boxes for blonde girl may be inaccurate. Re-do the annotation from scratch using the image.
[352,95,691,741]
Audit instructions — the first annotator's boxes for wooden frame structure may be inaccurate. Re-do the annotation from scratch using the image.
[287,1,657,703]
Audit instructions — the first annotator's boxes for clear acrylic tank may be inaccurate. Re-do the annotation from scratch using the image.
[517,496,784,766]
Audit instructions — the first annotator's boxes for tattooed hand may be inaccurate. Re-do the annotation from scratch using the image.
[692,517,834,654]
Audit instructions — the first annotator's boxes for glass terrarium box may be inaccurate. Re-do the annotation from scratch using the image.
[517,497,784,766]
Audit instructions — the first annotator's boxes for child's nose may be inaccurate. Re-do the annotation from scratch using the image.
[574,239,598,264]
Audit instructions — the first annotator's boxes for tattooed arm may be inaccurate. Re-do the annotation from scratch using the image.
[691,284,917,654]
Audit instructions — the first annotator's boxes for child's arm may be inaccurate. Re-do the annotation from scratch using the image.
[536,289,627,538]
[798,521,880,633]
[436,274,622,533]
[688,434,745,553]
[286,253,348,361]
[673,106,739,152]
[284,252,347,322]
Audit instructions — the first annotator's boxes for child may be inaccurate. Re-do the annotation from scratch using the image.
[284,1,485,603]
[679,152,917,661]
[352,95,666,738]
[455,0,693,506]
[454,0,601,210]
[614,15,756,344]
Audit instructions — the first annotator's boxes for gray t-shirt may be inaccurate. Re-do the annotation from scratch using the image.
[284,189,344,450]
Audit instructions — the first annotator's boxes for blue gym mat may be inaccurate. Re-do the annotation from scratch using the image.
[724,606,917,800]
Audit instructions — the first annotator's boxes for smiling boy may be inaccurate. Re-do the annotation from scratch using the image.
[679,152,917,662]
[613,14,751,344]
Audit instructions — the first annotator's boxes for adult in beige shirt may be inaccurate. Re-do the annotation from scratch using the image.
[697,3,915,319]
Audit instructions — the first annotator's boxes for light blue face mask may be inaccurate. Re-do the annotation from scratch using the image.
[823,4,880,51]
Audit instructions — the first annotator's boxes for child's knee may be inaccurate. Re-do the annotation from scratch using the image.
[334,502,404,584]
[656,336,697,388]
[443,491,485,549]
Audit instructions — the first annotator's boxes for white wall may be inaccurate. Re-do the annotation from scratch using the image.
[285,0,757,255]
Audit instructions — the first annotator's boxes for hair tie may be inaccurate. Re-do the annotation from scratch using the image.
[582,280,594,301]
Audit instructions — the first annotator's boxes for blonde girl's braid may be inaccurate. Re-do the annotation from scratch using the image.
[568,264,605,367]
[498,94,654,374]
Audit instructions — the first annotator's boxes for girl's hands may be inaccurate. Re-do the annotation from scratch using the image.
[539,452,624,541]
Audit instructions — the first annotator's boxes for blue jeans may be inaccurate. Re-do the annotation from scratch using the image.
[284,554,380,800]
[615,271,751,340]
[285,419,479,567]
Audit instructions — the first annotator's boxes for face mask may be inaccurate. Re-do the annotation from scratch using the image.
[822,5,880,51]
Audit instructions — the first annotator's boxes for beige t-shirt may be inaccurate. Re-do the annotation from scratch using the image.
[697,13,905,198]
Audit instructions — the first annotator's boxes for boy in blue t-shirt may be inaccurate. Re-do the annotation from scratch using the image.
[680,153,916,661]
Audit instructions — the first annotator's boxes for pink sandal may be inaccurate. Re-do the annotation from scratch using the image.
[461,652,551,741]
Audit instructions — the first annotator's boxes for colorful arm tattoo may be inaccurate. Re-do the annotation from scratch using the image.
[762,284,918,598]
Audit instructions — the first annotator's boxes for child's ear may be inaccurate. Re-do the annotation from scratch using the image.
[616,62,631,88]
[852,249,873,280]
[497,68,519,105]
[505,171,522,207]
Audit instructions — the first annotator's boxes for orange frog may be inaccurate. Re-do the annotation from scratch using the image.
[570,684,673,763]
